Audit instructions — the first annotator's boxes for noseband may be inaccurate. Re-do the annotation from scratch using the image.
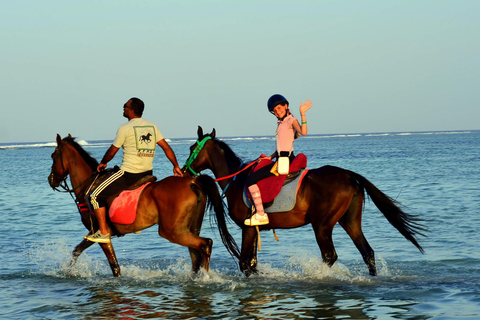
[183,136,211,176]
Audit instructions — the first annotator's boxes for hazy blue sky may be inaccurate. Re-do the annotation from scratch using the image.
[1,1,479,143]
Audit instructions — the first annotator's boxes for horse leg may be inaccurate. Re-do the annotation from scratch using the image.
[164,229,213,273]
[188,247,202,272]
[312,223,338,268]
[71,238,95,267]
[187,201,213,272]
[239,227,259,276]
[98,242,121,277]
[187,237,213,273]
[339,196,377,276]
[198,237,213,272]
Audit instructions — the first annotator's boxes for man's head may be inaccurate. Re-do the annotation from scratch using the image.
[123,97,144,119]
[128,97,144,116]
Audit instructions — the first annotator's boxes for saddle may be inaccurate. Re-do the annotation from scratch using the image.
[86,168,157,225]
[255,153,307,203]
[243,153,308,212]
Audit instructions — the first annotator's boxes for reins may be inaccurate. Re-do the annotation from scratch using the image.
[214,160,257,182]
[183,135,258,182]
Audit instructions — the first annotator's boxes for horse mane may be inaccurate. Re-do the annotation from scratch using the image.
[213,138,244,172]
[64,136,99,171]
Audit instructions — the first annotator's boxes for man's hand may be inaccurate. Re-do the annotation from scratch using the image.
[97,163,107,172]
[173,166,183,177]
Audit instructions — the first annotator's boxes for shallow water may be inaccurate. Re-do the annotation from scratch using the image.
[0,130,479,319]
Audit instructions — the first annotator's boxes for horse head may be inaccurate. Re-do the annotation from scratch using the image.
[48,133,97,194]
[48,134,71,189]
[182,126,216,177]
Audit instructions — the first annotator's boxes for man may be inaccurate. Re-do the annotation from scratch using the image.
[86,97,183,243]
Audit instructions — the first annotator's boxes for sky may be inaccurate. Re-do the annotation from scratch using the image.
[1,0,479,143]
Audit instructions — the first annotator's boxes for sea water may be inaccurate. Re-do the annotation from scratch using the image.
[0,130,479,319]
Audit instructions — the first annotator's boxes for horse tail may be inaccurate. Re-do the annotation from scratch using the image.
[192,175,241,259]
[349,171,427,253]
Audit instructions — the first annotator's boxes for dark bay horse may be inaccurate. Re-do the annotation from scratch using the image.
[48,134,237,277]
[183,127,427,276]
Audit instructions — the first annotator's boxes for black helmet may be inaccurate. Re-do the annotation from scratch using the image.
[267,94,289,114]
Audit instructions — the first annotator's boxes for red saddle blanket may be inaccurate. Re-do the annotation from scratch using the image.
[252,153,307,203]
[109,182,151,225]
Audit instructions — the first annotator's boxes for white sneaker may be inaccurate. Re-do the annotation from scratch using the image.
[244,213,269,226]
[85,230,111,243]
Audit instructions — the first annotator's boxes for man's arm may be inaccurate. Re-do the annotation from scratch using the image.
[157,139,183,176]
[97,145,120,172]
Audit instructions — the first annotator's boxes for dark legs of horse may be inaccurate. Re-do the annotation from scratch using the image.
[239,227,259,276]
[188,239,213,273]
[312,225,338,269]
[186,211,213,273]
[352,235,376,276]
[98,242,121,277]
[71,239,95,267]
[162,226,213,273]
[339,195,377,276]
[185,191,213,272]
[179,235,213,272]
[70,239,121,277]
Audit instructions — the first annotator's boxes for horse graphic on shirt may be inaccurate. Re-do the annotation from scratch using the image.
[139,133,152,144]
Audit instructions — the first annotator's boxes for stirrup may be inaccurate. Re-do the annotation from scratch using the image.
[244,213,269,226]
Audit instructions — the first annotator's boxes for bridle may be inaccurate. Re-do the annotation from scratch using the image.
[50,140,71,193]
[183,136,212,177]
[49,140,99,202]
[183,135,258,192]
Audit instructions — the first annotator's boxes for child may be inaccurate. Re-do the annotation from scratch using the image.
[245,94,313,226]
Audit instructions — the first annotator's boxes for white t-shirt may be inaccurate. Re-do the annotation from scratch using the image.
[112,118,164,173]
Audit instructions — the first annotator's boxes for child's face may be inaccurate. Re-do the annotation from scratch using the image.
[273,104,288,119]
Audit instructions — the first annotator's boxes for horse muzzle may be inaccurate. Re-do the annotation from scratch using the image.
[48,172,60,189]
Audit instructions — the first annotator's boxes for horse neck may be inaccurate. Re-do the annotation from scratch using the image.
[64,144,95,199]
[208,142,248,220]
[209,142,243,190]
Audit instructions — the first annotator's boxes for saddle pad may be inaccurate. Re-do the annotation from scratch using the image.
[255,153,307,203]
[109,182,151,225]
[243,169,309,213]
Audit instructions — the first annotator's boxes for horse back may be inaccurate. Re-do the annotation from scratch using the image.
[143,176,205,215]
[112,176,201,235]
[298,165,358,203]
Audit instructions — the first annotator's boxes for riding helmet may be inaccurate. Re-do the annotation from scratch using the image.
[267,94,289,114]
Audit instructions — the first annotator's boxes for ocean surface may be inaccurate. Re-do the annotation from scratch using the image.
[0,130,479,319]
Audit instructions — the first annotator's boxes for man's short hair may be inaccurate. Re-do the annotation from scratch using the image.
[129,97,144,116]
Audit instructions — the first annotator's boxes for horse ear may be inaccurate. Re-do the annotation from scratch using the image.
[211,128,216,139]
[68,133,72,139]
[197,126,203,139]
[56,134,62,146]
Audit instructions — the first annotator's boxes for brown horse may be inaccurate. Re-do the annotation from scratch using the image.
[183,127,427,277]
[48,134,237,277]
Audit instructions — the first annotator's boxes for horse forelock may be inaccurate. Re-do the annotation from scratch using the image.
[63,136,99,171]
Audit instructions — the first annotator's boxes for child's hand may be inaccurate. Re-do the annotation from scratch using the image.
[300,100,313,115]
